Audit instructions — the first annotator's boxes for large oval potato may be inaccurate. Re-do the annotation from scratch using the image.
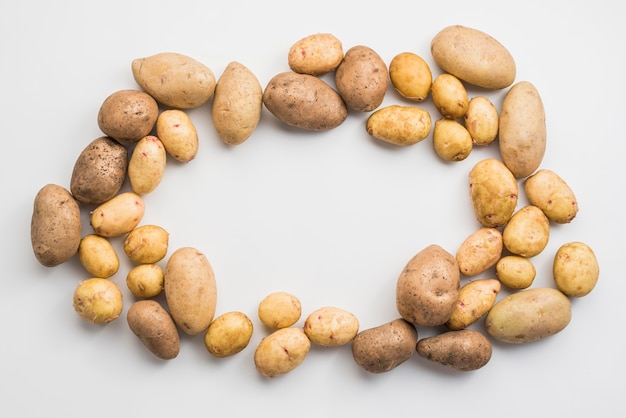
[366,105,431,146]
[288,33,343,76]
[469,158,518,228]
[396,244,460,327]
[303,306,359,347]
[254,327,311,378]
[128,135,167,195]
[553,241,599,297]
[430,25,516,89]
[90,192,145,237]
[416,329,492,371]
[31,184,82,267]
[127,299,180,360]
[97,89,159,143]
[499,81,546,178]
[524,169,579,224]
[335,45,388,112]
[164,247,217,335]
[263,71,347,131]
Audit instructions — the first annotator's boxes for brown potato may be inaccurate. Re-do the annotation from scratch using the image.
[524,169,579,224]
[97,89,158,143]
[288,33,343,76]
[432,118,472,161]
[127,299,180,360]
[469,158,518,228]
[335,45,388,112]
[366,105,432,146]
[204,311,254,358]
[90,192,145,238]
[553,241,599,297]
[456,227,503,276]
[73,278,123,324]
[464,96,499,146]
[128,135,167,195]
[446,279,501,330]
[416,329,492,371]
[389,51,432,102]
[254,327,311,378]
[303,306,359,347]
[431,73,468,119]
[502,205,550,258]
[31,184,82,267]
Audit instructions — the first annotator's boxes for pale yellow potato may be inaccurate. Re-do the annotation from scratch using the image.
[524,169,579,224]
[254,327,311,378]
[90,192,145,238]
[499,81,546,178]
[446,279,501,330]
[126,264,164,298]
[73,278,123,324]
[258,291,302,329]
[288,33,343,75]
[469,158,518,228]
[128,135,167,195]
[464,96,499,146]
[495,255,536,289]
[123,224,169,264]
[455,227,503,277]
[553,241,599,297]
[335,45,388,112]
[416,329,492,371]
[396,244,460,327]
[432,118,473,161]
[431,73,468,119]
[366,105,432,146]
[78,234,119,278]
[430,25,516,89]
[131,52,216,109]
[502,205,550,257]
[31,184,82,267]
[127,299,180,360]
[485,287,571,344]
[389,51,432,102]
[156,109,199,163]
[303,306,359,347]
[97,89,159,143]
[204,311,254,358]
[164,247,217,335]
[212,61,263,145]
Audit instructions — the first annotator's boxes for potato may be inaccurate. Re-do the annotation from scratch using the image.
[456,227,503,277]
[416,329,492,371]
[351,318,417,374]
[396,244,460,327]
[70,136,128,205]
[335,45,388,112]
[432,118,472,161]
[263,71,347,131]
[288,33,343,75]
[524,169,579,224]
[366,105,431,146]
[469,158,518,228]
[431,73,468,119]
[131,52,216,109]
[126,264,164,298]
[73,278,123,324]
[156,109,199,163]
[123,224,169,264]
[499,81,546,178]
[212,61,263,145]
[495,255,536,289]
[303,306,359,347]
[31,184,82,267]
[502,205,550,258]
[553,241,599,297]
[204,311,254,358]
[90,192,145,238]
[78,234,119,278]
[258,291,302,329]
[128,135,167,195]
[464,96,499,146]
[430,25,516,89]
[389,52,432,102]
[485,287,571,344]
[164,247,217,335]
[127,299,180,360]
[446,279,501,330]
[254,327,311,378]
[97,89,159,143]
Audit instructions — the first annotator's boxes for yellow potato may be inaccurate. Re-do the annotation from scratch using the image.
[288,33,343,75]
[123,224,169,264]
[126,264,164,298]
[464,96,499,146]
[254,327,311,378]
[389,51,432,102]
[553,241,599,297]
[446,279,501,330]
[432,118,473,161]
[204,311,254,358]
[366,105,432,146]
[502,205,550,257]
[335,45,388,112]
[73,278,123,324]
[495,255,536,289]
[430,25,516,89]
[156,109,199,163]
[127,299,180,360]
[431,73,468,119]
[258,291,302,329]
[78,234,119,278]
[97,89,159,143]
[90,192,145,238]
[212,61,263,145]
[128,135,167,195]
[131,52,216,109]
[524,169,579,224]
[469,158,518,228]
[416,329,492,371]
[455,227,503,277]
[31,184,82,267]
[303,306,359,347]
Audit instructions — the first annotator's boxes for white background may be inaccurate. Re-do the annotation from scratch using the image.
[2,1,624,416]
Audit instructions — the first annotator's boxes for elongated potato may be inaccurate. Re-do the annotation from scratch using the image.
[456,227,503,276]
[524,169,579,223]
[416,329,492,371]
[469,158,518,228]
[446,279,500,330]
[127,299,180,360]
[156,109,198,163]
[78,234,119,278]
[303,306,359,347]
[288,33,343,76]
[128,135,167,195]
[366,105,431,146]
[90,192,145,237]
[464,96,499,146]
[254,327,311,378]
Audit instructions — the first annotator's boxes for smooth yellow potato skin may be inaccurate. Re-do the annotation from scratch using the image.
[97,89,158,143]
[524,169,579,224]
[123,224,169,264]
[126,264,164,298]
[446,279,501,330]
[431,73,468,119]
[288,33,343,76]
[90,192,145,238]
[416,329,492,371]
[73,278,123,324]
[78,234,119,278]
[204,311,254,358]
[464,96,499,146]
[496,255,536,289]
[553,241,599,297]
[366,105,432,146]
[469,158,518,228]
[127,299,180,360]
[254,327,311,378]
[258,291,302,329]
[335,45,388,112]
[502,205,550,258]
[303,306,359,347]
[128,135,166,195]
[156,109,199,163]
[432,118,472,161]
[456,227,503,277]
[389,52,432,102]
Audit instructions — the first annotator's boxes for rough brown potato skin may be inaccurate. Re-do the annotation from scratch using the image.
[416,329,492,371]
[335,45,388,112]
[97,89,159,143]
[127,300,180,360]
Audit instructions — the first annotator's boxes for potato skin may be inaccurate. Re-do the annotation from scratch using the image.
[128,135,167,195]
[70,136,128,205]
[432,118,472,161]
[126,264,164,298]
[351,318,417,374]
[90,192,145,238]
[123,224,169,264]
[524,169,579,224]
[31,184,82,267]
[431,73,468,119]
[288,33,343,76]
[496,255,536,289]
[553,241,599,297]
[78,234,119,278]
[416,329,492,371]
[204,311,254,358]
[127,299,180,360]
[446,279,500,330]
[469,158,518,228]
[464,96,499,146]
[366,105,431,146]
[502,205,550,258]
[97,89,159,143]
[456,227,503,276]
[156,109,198,163]
[258,291,302,329]
[389,52,432,102]
[73,278,123,324]
[303,306,359,347]
[254,327,311,378]
[396,244,460,327]
[335,45,388,112]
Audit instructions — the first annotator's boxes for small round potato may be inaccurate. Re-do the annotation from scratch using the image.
[456,227,503,277]
[288,33,343,75]
[258,291,302,329]
[127,299,180,360]
[90,192,145,238]
[156,109,199,163]
[553,241,599,297]
[524,169,579,224]
[97,89,159,143]
[432,118,473,161]
[73,278,123,324]
[464,96,499,146]
[303,306,359,347]
[431,73,468,119]
[126,264,164,298]
[78,234,119,278]
[204,311,254,358]
[128,135,167,195]
[123,224,169,264]
[366,105,432,146]
[446,279,501,330]
[335,45,388,112]
[416,329,492,371]
[469,158,518,228]
[254,327,311,378]
[496,255,536,289]
[389,52,432,102]
[502,205,550,258]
